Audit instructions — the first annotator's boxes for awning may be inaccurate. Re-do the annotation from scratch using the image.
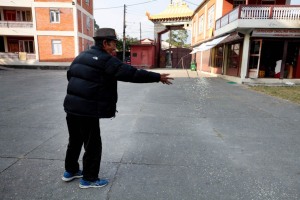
[190,34,230,54]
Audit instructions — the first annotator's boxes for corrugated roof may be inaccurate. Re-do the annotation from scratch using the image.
[147,2,193,20]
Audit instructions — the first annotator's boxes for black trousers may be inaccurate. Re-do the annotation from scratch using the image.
[65,113,102,181]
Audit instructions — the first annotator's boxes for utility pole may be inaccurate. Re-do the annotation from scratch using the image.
[140,22,141,43]
[122,4,126,62]
[167,30,172,68]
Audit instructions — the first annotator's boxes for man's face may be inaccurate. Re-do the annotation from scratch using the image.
[103,40,117,56]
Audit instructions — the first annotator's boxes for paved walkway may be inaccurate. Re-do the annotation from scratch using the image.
[0,68,299,200]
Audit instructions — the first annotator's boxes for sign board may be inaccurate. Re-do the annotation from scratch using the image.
[252,29,300,38]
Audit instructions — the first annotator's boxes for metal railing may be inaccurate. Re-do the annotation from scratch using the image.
[216,5,300,30]
[0,21,33,28]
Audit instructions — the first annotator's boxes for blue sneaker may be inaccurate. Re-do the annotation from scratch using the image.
[62,170,83,182]
[79,178,109,189]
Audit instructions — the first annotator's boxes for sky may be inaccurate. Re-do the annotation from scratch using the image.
[94,0,200,40]
[94,0,300,40]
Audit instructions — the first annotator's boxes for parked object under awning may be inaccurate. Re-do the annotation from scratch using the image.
[190,34,230,54]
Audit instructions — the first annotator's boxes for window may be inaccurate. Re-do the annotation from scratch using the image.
[214,46,223,68]
[50,9,60,23]
[16,10,32,21]
[19,40,34,53]
[228,43,240,68]
[52,40,62,55]
[86,17,90,30]
[198,15,204,34]
[207,6,215,29]
[85,0,89,5]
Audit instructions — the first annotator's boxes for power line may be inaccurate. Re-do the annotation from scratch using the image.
[185,0,198,6]
[94,0,157,10]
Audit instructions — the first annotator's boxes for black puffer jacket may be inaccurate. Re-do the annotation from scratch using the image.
[64,46,160,118]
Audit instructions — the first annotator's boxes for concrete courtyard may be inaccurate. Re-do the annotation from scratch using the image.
[0,68,299,200]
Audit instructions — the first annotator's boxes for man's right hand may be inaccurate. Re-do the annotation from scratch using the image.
[160,74,173,85]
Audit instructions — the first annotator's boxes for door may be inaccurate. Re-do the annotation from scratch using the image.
[8,40,19,52]
[4,10,16,21]
[141,50,148,66]
[226,43,241,77]
[0,37,4,52]
[248,39,262,78]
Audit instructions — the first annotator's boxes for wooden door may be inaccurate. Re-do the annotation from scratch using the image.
[8,40,19,52]
[4,10,16,21]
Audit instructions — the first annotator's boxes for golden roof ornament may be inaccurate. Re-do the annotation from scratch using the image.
[146,0,193,21]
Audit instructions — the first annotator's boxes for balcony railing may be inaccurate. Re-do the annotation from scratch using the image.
[0,21,33,28]
[216,5,300,30]
[0,52,36,60]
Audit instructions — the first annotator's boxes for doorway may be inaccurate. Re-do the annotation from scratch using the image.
[0,37,4,52]
[286,42,300,79]
[259,40,284,78]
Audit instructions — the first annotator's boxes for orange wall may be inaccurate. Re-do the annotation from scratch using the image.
[81,0,93,15]
[77,10,82,33]
[35,8,74,31]
[38,36,74,62]
[78,37,94,53]
[222,0,233,16]
[192,0,217,45]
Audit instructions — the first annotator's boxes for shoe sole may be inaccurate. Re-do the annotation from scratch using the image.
[62,175,83,182]
[79,183,108,189]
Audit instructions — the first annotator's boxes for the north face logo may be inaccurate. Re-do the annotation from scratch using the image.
[92,56,98,60]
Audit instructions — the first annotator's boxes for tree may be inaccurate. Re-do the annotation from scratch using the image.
[166,30,189,48]
[116,35,139,52]
[94,20,99,30]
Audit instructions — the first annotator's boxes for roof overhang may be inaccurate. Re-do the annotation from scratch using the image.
[190,34,230,54]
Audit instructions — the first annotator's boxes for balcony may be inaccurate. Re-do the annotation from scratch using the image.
[0,21,34,36]
[0,21,33,28]
[215,5,300,36]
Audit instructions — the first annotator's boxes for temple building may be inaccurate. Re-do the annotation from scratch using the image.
[147,0,193,69]
[190,0,300,84]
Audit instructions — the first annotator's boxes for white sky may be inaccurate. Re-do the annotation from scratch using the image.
[94,0,200,40]
[94,0,300,40]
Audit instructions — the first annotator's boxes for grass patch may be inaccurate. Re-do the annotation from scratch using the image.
[249,86,300,104]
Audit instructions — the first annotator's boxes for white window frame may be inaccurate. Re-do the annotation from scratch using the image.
[207,6,215,29]
[86,17,90,30]
[50,9,60,23]
[19,40,34,53]
[198,15,204,34]
[52,40,62,55]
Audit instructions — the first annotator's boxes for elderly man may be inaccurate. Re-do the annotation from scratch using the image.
[62,28,173,189]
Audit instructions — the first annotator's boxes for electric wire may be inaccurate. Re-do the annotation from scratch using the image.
[94,0,157,10]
